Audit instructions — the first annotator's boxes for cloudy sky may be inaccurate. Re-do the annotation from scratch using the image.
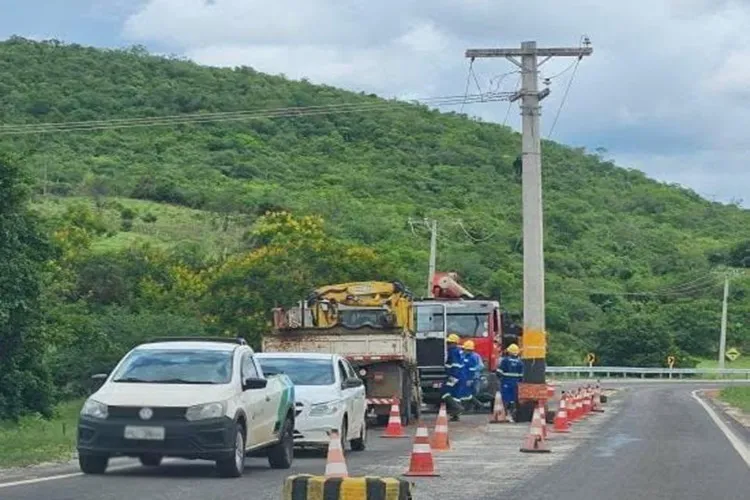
[2,0,749,205]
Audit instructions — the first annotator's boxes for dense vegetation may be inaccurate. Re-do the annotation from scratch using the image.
[2,37,750,419]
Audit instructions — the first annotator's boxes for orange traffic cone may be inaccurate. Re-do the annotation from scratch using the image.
[520,406,551,453]
[582,387,592,416]
[381,398,409,438]
[489,390,509,424]
[539,401,548,439]
[431,403,450,451]
[324,429,348,478]
[592,385,605,413]
[572,390,581,421]
[553,393,570,433]
[404,422,440,477]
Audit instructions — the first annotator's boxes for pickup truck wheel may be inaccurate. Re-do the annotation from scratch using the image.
[350,419,367,451]
[267,417,294,469]
[216,424,245,478]
[79,454,109,475]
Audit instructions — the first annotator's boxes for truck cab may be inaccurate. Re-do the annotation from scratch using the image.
[414,299,502,407]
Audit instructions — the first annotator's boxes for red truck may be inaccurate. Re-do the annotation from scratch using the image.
[414,272,519,409]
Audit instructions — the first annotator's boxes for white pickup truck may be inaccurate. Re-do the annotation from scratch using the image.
[77,337,296,478]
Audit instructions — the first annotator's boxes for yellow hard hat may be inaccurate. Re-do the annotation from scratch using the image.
[446,333,460,344]
[506,344,520,355]
[463,340,475,351]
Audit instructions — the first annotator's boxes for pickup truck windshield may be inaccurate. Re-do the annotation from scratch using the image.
[258,358,335,386]
[112,349,234,384]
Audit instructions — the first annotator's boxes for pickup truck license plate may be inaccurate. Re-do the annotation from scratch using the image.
[432,382,442,388]
[124,426,165,441]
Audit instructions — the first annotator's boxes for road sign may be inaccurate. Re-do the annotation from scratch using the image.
[586,352,596,365]
[667,356,675,369]
[726,347,741,362]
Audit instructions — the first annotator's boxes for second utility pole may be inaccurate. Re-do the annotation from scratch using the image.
[427,219,437,297]
[465,40,592,403]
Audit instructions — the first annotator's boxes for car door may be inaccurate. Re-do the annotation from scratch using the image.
[252,355,281,442]
[239,352,269,447]
[343,359,366,431]
[336,358,356,429]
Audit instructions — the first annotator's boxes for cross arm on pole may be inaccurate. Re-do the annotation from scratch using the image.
[465,47,593,58]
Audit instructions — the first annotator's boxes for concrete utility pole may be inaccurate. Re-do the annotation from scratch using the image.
[427,219,437,297]
[719,275,730,369]
[465,40,592,392]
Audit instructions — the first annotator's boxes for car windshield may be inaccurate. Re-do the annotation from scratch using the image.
[111,349,234,384]
[258,357,335,386]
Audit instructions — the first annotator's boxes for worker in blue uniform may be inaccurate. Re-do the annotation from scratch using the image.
[462,340,484,412]
[441,333,465,421]
[496,343,523,422]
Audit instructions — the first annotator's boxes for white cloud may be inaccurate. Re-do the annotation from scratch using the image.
[122,0,750,205]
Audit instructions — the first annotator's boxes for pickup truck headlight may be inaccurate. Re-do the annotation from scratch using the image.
[81,399,108,420]
[309,400,342,417]
[186,401,227,421]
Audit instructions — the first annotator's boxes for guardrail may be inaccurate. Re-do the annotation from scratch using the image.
[546,366,750,379]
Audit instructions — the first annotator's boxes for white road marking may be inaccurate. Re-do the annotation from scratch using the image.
[0,461,156,490]
[691,389,750,468]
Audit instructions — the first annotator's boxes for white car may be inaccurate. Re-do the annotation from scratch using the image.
[77,337,296,478]
[256,352,367,452]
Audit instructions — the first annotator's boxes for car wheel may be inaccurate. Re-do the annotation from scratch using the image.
[139,454,162,467]
[216,423,245,478]
[79,454,109,475]
[340,417,349,454]
[267,416,294,469]
[350,419,367,451]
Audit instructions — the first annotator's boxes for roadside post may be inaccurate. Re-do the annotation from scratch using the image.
[667,356,675,379]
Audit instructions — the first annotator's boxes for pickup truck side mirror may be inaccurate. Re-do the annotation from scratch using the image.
[91,373,109,381]
[342,377,363,389]
[243,377,268,391]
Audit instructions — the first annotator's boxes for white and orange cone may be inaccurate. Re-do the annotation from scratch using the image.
[381,398,409,439]
[324,429,348,478]
[403,422,440,477]
[539,401,548,439]
[592,385,605,413]
[519,406,551,453]
[553,393,571,433]
[489,390,509,424]
[582,387,592,416]
[431,403,450,451]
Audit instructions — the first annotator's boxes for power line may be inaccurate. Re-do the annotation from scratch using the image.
[0,92,514,136]
[459,59,475,113]
[546,57,582,139]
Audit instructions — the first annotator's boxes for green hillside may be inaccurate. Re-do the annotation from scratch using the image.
[2,37,750,416]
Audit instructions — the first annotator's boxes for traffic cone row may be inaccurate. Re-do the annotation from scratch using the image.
[321,384,607,480]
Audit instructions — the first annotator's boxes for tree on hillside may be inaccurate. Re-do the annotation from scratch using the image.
[0,157,54,419]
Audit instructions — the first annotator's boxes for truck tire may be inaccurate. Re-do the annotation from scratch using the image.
[79,454,108,475]
[216,423,245,478]
[267,416,294,469]
[515,401,535,423]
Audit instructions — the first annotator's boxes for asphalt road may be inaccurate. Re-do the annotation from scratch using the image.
[510,383,750,500]
[1,382,747,500]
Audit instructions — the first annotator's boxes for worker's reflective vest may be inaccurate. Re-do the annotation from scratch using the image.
[496,356,524,383]
[441,345,465,398]
[465,351,484,381]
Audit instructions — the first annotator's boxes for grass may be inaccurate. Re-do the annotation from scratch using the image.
[0,399,84,468]
[719,386,750,413]
[32,195,248,257]
[696,357,750,369]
